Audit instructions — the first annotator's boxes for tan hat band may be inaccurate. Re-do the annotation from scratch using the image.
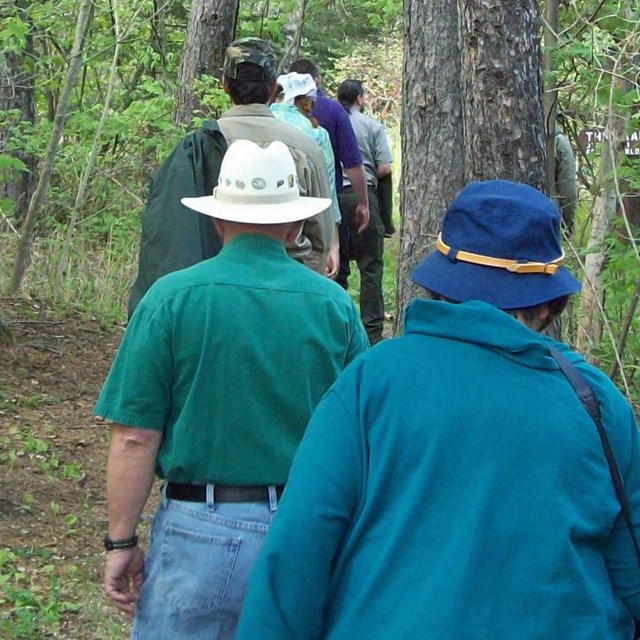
[214,188,300,206]
[436,233,564,275]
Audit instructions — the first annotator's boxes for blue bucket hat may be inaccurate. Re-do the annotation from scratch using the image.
[411,180,581,309]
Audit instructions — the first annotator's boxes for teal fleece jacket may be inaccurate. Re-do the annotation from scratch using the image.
[237,300,640,640]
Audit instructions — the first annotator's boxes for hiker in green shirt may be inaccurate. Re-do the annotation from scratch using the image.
[96,139,368,640]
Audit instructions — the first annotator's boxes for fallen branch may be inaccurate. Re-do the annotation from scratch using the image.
[11,319,66,326]
[0,209,20,236]
[24,343,63,356]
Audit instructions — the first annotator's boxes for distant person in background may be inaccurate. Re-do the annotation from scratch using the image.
[271,72,341,277]
[289,59,370,238]
[335,79,392,345]
[554,127,578,234]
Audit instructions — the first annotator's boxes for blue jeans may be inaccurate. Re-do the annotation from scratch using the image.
[131,485,278,639]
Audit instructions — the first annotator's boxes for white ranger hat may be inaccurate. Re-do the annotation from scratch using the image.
[181,139,331,224]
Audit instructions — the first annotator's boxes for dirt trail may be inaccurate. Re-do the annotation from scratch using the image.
[0,297,126,637]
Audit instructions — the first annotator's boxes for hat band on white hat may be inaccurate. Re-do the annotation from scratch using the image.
[437,233,565,275]
[214,187,300,206]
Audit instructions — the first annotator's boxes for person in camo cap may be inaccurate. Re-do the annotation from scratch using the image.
[128,37,336,316]
[217,37,337,276]
[223,36,277,80]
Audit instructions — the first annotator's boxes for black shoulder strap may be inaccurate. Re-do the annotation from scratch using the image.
[548,344,640,566]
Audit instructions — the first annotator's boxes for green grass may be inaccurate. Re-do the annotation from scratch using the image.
[0,425,85,483]
[1,224,138,326]
[0,546,81,639]
[0,545,131,639]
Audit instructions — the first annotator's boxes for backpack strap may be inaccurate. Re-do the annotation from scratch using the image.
[548,344,640,566]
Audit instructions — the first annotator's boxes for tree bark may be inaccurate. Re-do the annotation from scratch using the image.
[9,0,93,294]
[174,0,240,126]
[396,0,545,331]
[458,0,546,188]
[395,0,464,333]
[0,0,36,226]
[543,0,559,195]
[278,0,308,74]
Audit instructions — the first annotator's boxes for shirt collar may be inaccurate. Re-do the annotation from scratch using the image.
[270,103,298,114]
[221,104,275,119]
[404,299,558,370]
[220,233,289,257]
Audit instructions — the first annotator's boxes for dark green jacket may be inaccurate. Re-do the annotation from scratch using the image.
[128,121,227,317]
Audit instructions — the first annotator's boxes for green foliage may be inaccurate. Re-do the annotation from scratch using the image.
[0,0,403,321]
[0,425,85,483]
[191,75,230,121]
[0,547,81,639]
[549,0,640,400]
[0,15,29,52]
[329,39,401,126]
[581,257,639,398]
[238,0,401,70]
[0,154,28,173]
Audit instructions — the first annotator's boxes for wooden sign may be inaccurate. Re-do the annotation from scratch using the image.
[578,129,640,156]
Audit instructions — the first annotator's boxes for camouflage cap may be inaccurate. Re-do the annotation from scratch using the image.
[223,37,276,81]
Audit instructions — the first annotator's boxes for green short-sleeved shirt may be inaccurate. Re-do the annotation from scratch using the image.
[95,234,369,485]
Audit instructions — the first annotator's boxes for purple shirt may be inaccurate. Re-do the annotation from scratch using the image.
[313,88,363,192]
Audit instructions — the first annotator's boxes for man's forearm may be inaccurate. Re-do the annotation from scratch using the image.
[376,163,392,179]
[324,224,340,278]
[331,224,339,252]
[107,425,162,540]
[345,165,369,207]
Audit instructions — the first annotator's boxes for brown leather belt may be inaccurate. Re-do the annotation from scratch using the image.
[166,482,284,503]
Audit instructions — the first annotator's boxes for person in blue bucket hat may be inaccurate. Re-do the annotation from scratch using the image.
[411,179,580,310]
[236,179,640,640]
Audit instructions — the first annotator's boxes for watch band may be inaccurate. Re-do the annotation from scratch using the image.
[104,534,139,551]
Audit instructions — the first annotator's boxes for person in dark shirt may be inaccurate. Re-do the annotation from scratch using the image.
[290,59,371,250]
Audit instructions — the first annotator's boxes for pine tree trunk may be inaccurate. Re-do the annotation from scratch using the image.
[395,0,464,331]
[543,0,559,194]
[174,0,240,126]
[457,0,546,188]
[396,0,545,332]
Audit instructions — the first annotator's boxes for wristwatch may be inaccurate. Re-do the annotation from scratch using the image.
[103,534,139,551]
